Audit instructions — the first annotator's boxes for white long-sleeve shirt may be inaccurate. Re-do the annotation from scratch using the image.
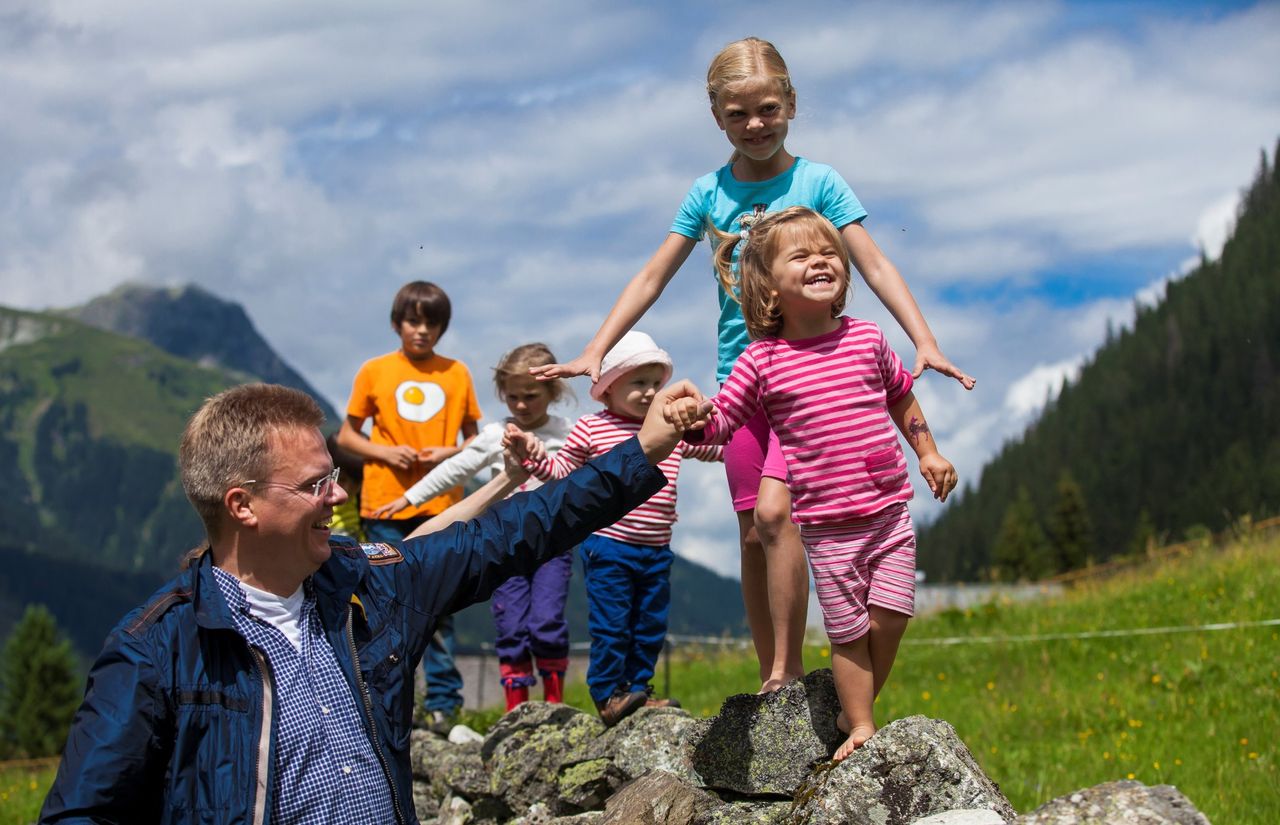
[403,415,575,506]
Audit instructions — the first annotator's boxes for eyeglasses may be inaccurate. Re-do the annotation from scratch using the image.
[241,467,341,499]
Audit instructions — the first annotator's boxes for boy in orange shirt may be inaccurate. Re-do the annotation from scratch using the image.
[338,280,481,727]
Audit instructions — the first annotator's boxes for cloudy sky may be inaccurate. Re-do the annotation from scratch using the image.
[3,1,1277,578]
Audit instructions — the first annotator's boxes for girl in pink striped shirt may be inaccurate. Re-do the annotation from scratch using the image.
[668,206,958,760]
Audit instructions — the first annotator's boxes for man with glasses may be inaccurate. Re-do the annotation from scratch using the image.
[40,381,698,824]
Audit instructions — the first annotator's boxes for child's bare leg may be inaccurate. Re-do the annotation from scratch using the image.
[753,477,808,692]
[737,511,775,685]
[868,605,911,697]
[830,636,875,761]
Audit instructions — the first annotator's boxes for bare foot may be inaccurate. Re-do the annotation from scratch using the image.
[833,712,875,761]
[757,672,802,695]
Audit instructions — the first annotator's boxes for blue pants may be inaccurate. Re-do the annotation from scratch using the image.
[580,534,672,704]
[491,547,575,686]
[365,518,464,713]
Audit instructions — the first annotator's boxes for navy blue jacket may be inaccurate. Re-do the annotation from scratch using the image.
[40,438,665,824]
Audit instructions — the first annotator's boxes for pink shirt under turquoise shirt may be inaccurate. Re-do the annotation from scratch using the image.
[686,316,915,525]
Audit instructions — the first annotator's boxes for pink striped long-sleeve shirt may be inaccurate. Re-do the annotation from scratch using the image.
[526,409,724,546]
[690,316,915,526]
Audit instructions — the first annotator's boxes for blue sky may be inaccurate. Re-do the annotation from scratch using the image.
[2,0,1277,578]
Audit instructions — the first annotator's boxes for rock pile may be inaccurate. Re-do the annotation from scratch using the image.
[409,669,1209,825]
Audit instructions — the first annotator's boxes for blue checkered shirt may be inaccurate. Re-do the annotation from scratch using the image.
[213,567,397,824]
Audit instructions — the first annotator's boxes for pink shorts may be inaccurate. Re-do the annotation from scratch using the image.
[799,503,917,644]
[723,407,789,512]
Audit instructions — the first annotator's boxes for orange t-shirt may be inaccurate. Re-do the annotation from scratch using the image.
[346,350,482,519]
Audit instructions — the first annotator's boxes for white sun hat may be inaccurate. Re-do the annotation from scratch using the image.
[590,331,673,402]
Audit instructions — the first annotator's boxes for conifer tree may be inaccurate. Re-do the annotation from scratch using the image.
[991,487,1052,581]
[1129,509,1158,557]
[0,605,81,758]
[1048,471,1094,572]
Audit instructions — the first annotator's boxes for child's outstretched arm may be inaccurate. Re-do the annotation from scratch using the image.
[888,391,958,501]
[841,223,975,390]
[531,234,698,382]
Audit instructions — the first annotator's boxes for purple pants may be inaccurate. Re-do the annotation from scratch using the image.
[491,546,575,687]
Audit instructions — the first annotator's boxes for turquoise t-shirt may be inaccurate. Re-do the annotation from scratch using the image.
[670,157,867,381]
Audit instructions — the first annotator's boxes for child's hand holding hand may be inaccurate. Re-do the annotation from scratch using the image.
[918,453,958,502]
[664,396,714,433]
[502,423,546,466]
[371,496,410,519]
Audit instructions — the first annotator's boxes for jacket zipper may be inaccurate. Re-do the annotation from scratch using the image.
[248,646,274,825]
[346,606,406,824]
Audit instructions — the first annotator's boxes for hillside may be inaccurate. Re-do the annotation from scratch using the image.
[918,145,1280,580]
[61,282,340,425]
[0,295,749,659]
[0,306,237,572]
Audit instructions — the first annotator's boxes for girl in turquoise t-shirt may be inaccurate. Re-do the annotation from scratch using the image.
[534,36,973,695]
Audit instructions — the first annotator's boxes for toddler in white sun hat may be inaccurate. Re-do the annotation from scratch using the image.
[507,331,723,726]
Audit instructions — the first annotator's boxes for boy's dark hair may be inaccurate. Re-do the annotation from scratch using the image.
[390,280,452,336]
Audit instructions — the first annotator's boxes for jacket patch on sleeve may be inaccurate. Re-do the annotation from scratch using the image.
[359,542,404,566]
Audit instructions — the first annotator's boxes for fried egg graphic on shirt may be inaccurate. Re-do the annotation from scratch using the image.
[395,381,445,423]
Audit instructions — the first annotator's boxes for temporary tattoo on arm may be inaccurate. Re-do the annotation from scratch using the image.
[907,416,931,446]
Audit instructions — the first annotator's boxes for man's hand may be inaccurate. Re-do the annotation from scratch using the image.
[919,453,958,502]
[664,395,714,433]
[638,380,705,463]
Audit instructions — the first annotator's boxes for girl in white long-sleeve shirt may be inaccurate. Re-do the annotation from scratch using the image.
[373,343,576,710]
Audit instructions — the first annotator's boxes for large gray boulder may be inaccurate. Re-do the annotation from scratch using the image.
[483,702,605,816]
[690,669,844,795]
[412,730,492,800]
[600,770,721,825]
[588,705,702,784]
[1016,780,1211,824]
[692,798,794,824]
[788,715,1017,825]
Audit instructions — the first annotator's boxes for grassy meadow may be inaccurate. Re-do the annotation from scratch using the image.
[557,530,1279,822]
[0,760,56,825]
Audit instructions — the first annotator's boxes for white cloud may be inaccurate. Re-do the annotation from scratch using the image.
[1004,358,1083,420]
[1193,190,1240,261]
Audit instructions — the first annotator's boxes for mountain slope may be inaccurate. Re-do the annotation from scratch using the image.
[0,305,236,571]
[2,296,751,661]
[62,282,339,425]
[918,145,1280,580]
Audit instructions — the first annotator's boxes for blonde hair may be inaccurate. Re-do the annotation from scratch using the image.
[492,342,572,404]
[706,37,796,163]
[179,383,325,540]
[711,206,850,340]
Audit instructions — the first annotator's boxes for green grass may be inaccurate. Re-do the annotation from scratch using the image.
[564,531,1279,822]
[0,761,56,825]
